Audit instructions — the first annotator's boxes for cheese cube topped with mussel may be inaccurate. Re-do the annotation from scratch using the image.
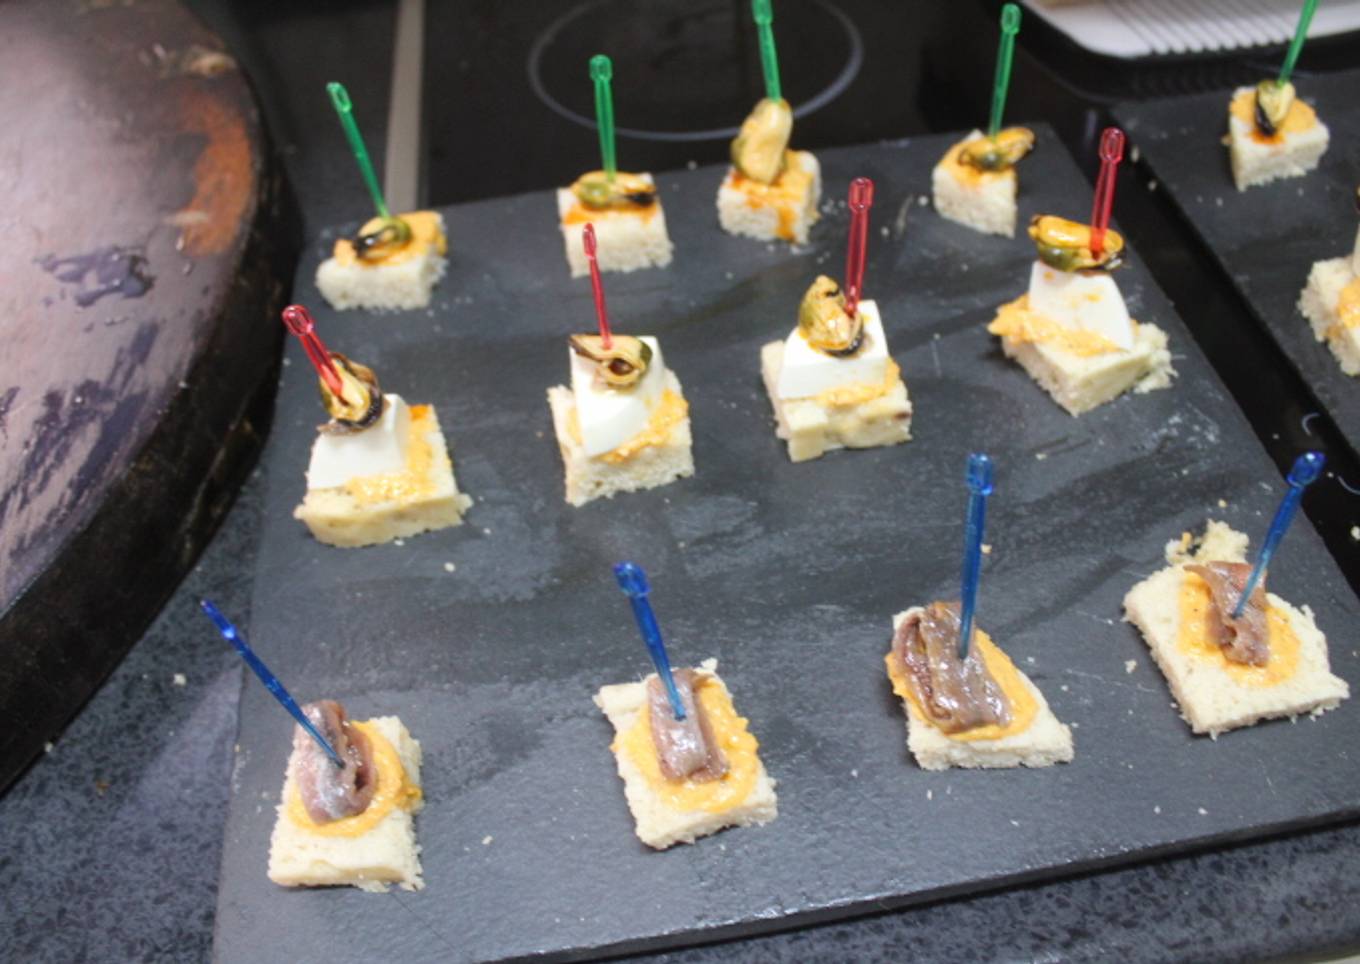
[293,350,472,547]
[547,332,694,506]
[760,275,912,462]
[987,214,1175,415]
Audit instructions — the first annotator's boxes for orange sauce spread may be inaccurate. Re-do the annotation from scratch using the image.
[284,721,421,837]
[615,674,760,813]
[729,151,815,241]
[988,295,1124,357]
[561,171,659,225]
[812,358,901,407]
[940,137,1016,188]
[331,211,446,267]
[566,389,688,464]
[1176,569,1301,687]
[343,405,440,505]
[884,628,1038,742]
[1228,89,1318,144]
[1330,278,1360,340]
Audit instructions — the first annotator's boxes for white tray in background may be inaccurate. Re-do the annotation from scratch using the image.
[1023,0,1360,59]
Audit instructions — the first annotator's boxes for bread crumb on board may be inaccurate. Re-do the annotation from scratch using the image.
[1124,660,1137,674]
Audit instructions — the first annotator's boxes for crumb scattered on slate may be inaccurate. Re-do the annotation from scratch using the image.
[1125,660,1137,674]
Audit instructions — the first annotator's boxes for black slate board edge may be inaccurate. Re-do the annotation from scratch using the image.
[513,811,1360,964]
[215,125,1360,964]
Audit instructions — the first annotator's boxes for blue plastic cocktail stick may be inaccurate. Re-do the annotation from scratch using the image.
[957,453,995,661]
[199,599,345,768]
[1233,451,1325,617]
[614,562,686,721]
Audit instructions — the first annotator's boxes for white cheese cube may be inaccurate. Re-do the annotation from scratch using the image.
[776,300,890,400]
[1027,261,1134,351]
[570,336,667,457]
[306,394,412,491]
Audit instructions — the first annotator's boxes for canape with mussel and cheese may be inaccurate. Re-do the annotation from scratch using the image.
[987,215,1175,415]
[1298,186,1360,376]
[316,211,448,312]
[1123,520,1348,736]
[1227,77,1329,191]
[267,700,425,891]
[885,601,1074,770]
[717,95,822,245]
[932,126,1035,238]
[546,332,694,506]
[292,340,472,546]
[595,657,777,849]
[761,274,913,462]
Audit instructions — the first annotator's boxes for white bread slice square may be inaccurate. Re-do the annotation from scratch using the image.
[267,715,424,892]
[889,610,1074,770]
[1122,520,1349,737]
[716,150,822,245]
[995,316,1175,416]
[1227,87,1330,191]
[294,406,472,547]
[315,213,447,311]
[931,130,1019,238]
[557,174,674,278]
[593,659,778,849]
[1298,256,1360,376]
[759,340,912,463]
[546,370,694,507]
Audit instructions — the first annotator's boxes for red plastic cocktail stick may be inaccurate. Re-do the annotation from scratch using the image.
[1088,127,1125,258]
[281,304,348,402]
[583,223,612,348]
[843,177,875,319]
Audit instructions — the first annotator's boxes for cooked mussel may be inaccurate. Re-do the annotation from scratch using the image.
[569,333,653,388]
[571,171,658,210]
[1028,215,1124,273]
[731,97,793,183]
[319,352,384,434]
[798,275,864,356]
[959,126,1036,172]
[1253,79,1295,137]
[349,216,413,261]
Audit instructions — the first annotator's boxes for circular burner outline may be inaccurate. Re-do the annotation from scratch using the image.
[526,0,863,143]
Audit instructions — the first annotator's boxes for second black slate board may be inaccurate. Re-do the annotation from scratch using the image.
[1113,71,1360,456]
[215,129,1360,963]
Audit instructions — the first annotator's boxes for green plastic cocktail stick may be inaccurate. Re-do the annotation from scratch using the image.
[590,55,617,183]
[753,0,782,103]
[1278,0,1319,86]
[987,4,1022,139]
[327,81,391,221]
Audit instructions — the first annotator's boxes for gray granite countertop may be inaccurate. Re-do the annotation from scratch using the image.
[2,460,1358,963]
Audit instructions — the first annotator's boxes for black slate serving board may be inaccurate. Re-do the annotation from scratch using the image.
[1112,71,1360,456]
[215,129,1360,963]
